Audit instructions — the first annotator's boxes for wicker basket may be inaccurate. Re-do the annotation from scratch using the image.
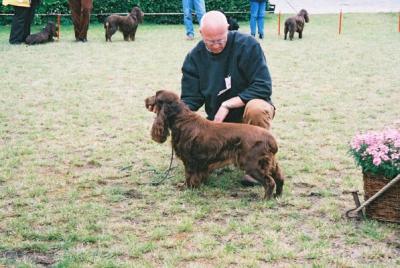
[363,173,400,223]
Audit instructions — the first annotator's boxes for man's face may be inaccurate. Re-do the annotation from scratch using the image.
[201,28,228,54]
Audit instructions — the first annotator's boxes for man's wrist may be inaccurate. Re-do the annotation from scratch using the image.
[221,102,230,109]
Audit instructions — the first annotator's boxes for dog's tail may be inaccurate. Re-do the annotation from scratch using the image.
[266,132,278,154]
[105,21,109,41]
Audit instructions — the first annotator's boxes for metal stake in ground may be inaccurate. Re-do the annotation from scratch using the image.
[339,9,343,35]
[278,11,281,36]
[57,14,61,40]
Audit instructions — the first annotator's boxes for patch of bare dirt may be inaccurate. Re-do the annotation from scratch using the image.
[123,188,143,199]
[0,249,57,267]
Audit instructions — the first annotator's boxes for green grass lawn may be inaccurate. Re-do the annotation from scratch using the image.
[1,13,399,267]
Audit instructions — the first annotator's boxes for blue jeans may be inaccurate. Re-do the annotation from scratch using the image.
[182,0,206,37]
[250,1,266,37]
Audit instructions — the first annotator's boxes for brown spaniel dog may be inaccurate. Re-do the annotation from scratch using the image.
[104,6,144,42]
[145,90,284,200]
[284,9,309,40]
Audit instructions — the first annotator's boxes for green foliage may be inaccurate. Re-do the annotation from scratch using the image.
[0,0,253,25]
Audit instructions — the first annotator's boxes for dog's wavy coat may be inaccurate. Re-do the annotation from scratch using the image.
[25,22,58,45]
[104,6,144,42]
[284,9,309,40]
[145,90,284,199]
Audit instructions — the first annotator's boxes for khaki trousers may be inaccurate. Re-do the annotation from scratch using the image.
[242,99,275,130]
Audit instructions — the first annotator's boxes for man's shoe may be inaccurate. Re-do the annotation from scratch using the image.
[259,33,264,39]
[240,174,261,187]
[240,180,260,187]
[186,34,194,40]
[9,41,22,45]
[215,165,235,175]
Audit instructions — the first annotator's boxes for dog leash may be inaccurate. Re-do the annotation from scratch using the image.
[120,147,175,186]
[148,147,175,186]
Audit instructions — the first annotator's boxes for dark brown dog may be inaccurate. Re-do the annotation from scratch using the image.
[25,22,58,45]
[284,9,309,40]
[145,90,284,200]
[104,6,144,42]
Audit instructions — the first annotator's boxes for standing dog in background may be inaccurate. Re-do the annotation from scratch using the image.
[25,21,58,45]
[68,0,93,42]
[284,9,309,40]
[104,6,144,42]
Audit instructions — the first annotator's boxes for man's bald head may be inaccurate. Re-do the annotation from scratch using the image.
[199,11,229,35]
[199,11,229,54]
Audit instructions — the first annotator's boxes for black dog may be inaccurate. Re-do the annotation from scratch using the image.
[25,22,58,45]
[220,10,239,31]
[284,9,309,40]
[227,16,239,31]
[104,6,144,42]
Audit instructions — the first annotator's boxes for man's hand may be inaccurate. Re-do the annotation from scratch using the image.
[213,97,245,123]
[213,103,229,122]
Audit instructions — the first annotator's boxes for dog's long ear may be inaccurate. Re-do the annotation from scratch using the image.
[304,11,310,23]
[133,7,144,23]
[151,104,170,143]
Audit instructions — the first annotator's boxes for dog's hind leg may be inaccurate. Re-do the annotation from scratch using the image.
[246,168,275,200]
[109,27,118,42]
[271,161,284,197]
[264,174,276,200]
[289,30,295,40]
[244,157,275,200]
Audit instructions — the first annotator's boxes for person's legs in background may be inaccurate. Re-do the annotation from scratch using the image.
[257,1,266,39]
[79,0,93,41]
[9,6,29,44]
[68,0,81,41]
[250,1,259,37]
[182,0,194,39]
[22,0,39,41]
[193,0,205,29]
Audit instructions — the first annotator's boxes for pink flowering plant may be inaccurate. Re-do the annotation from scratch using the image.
[350,129,400,180]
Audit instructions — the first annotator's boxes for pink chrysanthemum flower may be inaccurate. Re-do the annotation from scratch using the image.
[350,129,400,179]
